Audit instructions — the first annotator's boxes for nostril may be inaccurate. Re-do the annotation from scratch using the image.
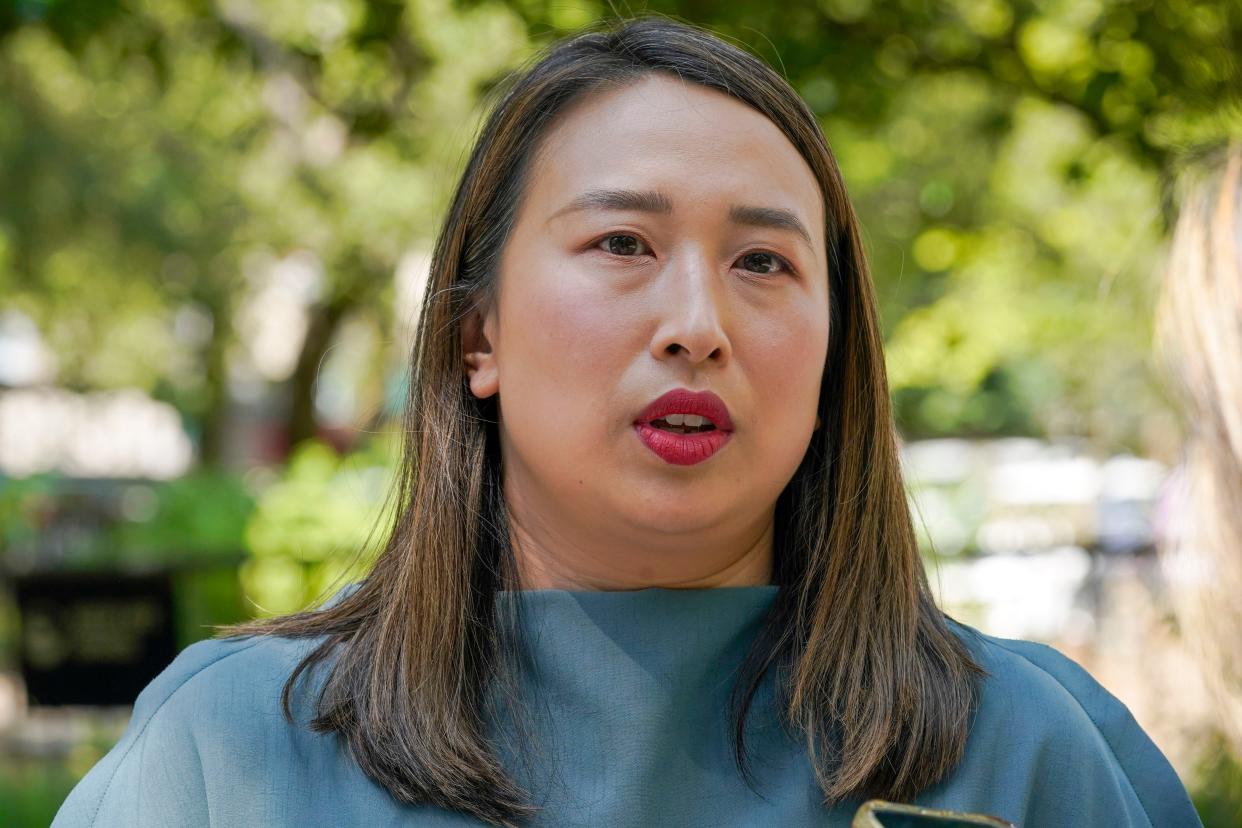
[663,342,724,360]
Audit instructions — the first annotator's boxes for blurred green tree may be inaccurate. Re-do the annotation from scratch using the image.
[0,0,535,461]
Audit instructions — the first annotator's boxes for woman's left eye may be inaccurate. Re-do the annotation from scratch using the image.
[737,251,792,276]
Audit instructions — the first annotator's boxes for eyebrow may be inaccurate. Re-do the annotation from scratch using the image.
[547,188,815,249]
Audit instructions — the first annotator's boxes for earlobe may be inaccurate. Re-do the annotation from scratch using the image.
[461,305,499,400]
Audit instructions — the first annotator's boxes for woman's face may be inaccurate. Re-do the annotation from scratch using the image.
[464,73,830,586]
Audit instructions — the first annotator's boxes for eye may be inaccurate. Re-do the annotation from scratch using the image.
[596,234,650,257]
[737,250,793,276]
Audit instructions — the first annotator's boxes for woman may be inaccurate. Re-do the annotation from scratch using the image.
[54,16,1200,828]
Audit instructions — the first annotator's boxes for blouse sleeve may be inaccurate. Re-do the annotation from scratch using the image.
[51,638,263,828]
[987,636,1204,828]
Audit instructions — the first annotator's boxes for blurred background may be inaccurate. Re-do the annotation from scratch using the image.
[1,0,1240,824]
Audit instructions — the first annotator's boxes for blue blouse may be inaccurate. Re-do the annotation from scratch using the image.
[53,584,1203,826]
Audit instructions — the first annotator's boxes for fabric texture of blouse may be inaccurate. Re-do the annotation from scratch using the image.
[52,583,1203,827]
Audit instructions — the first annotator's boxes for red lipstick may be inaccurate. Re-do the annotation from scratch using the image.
[633,388,734,466]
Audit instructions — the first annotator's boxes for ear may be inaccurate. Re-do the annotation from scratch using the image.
[461,299,499,400]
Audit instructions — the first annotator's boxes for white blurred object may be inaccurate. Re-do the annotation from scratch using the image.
[0,387,193,478]
[990,455,1101,505]
[0,309,58,386]
[0,671,23,731]
[902,438,978,485]
[1100,455,1166,501]
[235,249,323,382]
[934,546,1094,641]
[394,248,432,350]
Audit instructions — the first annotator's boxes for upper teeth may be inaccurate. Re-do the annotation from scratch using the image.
[662,414,707,427]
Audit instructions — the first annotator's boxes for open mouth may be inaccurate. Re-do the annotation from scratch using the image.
[635,412,731,465]
[649,416,718,435]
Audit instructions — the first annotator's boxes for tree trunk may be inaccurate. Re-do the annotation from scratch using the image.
[198,301,231,468]
[285,293,355,451]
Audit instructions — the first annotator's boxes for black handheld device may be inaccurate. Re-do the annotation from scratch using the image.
[852,800,1017,828]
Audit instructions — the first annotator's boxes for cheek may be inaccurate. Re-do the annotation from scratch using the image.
[510,271,636,378]
[745,303,829,432]
[498,270,640,443]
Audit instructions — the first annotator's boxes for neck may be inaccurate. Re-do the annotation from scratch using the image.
[505,493,776,592]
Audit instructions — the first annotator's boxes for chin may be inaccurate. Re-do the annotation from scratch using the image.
[622,493,729,534]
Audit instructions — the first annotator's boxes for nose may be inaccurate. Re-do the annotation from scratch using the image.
[649,248,732,366]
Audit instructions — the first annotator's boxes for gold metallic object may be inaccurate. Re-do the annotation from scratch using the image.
[852,799,1018,828]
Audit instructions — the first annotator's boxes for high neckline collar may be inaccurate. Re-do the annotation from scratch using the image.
[496,584,780,598]
[492,584,780,717]
[480,583,808,819]
[494,585,780,646]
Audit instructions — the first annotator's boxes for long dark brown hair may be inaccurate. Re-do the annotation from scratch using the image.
[220,15,987,827]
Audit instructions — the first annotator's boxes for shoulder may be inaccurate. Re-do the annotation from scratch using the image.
[122,583,363,734]
[947,618,1119,728]
[143,633,327,718]
[52,634,332,828]
[104,633,330,746]
[942,617,1202,828]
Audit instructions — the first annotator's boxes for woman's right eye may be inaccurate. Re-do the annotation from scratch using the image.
[597,234,648,257]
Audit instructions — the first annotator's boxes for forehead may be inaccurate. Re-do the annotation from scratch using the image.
[525,73,825,238]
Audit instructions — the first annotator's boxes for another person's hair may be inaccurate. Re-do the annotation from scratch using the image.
[1155,144,1242,757]
[220,15,986,827]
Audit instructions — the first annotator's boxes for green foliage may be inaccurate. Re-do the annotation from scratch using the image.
[619,0,1240,444]
[1190,729,1242,828]
[0,473,59,556]
[0,755,84,828]
[108,470,255,559]
[0,0,539,457]
[1,2,1239,446]
[241,434,398,614]
[3,1,1238,451]
[0,471,252,661]
[0,471,253,570]
[0,712,128,828]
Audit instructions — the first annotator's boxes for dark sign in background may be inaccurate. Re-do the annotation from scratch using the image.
[16,572,177,706]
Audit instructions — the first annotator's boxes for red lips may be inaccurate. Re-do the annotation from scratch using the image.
[635,388,734,431]
[632,388,735,466]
